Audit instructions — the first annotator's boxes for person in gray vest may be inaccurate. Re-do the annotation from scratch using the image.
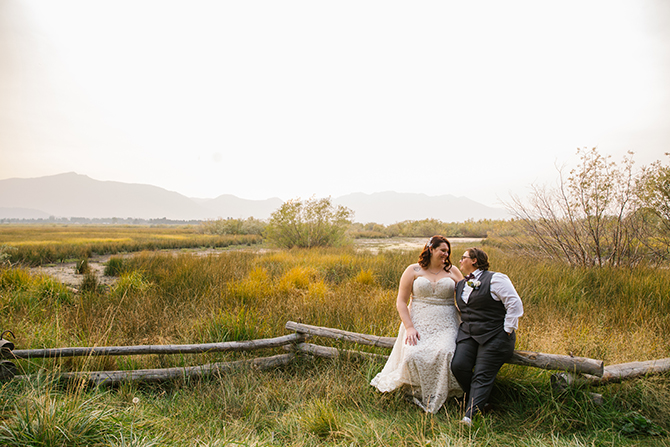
[451,247,524,426]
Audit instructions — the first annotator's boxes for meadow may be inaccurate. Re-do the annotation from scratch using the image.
[0,224,261,266]
[0,225,669,446]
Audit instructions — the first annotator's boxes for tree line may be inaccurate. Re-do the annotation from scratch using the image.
[199,200,510,245]
[201,148,669,267]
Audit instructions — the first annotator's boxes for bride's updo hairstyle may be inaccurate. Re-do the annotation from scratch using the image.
[418,235,452,271]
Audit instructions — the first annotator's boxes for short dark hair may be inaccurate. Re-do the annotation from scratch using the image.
[466,247,489,271]
[418,235,452,271]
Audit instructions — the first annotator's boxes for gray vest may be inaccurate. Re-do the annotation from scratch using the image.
[456,270,506,344]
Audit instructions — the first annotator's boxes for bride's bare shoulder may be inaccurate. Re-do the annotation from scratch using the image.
[401,263,422,277]
[408,263,422,273]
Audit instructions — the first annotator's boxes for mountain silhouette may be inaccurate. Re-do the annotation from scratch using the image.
[0,173,509,223]
[334,192,509,224]
[0,173,210,220]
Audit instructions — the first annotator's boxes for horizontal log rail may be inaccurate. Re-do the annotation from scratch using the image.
[288,342,389,361]
[5,333,304,360]
[286,321,604,377]
[43,353,296,386]
[595,358,670,383]
[285,321,395,348]
[552,358,670,388]
[510,351,603,377]
[12,321,670,386]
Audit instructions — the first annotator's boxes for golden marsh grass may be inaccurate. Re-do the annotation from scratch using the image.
[0,228,668,445]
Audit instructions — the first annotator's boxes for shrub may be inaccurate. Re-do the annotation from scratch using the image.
[0,244,16,267]
[36,277,72,304]
[203,307,263,342]
[264,197,353,248]
[352,269,376,286]
[104,257,126,277]
[0,391,117,446]
[0,268,32,291]
[277,266,319,293]
[111,271,152,298]
[75,258,90,275]
[227,266,271,303]
[300,399,340,438]
[80,271,100,294]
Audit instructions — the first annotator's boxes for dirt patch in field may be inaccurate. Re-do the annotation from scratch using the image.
[29,255,118,290]
[28,247,264,291]
[355,237,483,254]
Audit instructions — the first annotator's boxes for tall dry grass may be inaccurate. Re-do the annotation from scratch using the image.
[0,224,261,266]
[0,242,669,445]
[2,244,669,368]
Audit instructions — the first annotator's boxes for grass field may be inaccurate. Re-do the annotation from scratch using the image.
[0,226,669,445]
[0,224,261,266]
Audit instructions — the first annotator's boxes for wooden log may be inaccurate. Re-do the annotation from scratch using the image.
[289,342,389,361]
[0,361,17,381]
[0,339,15,359]
[7,333,304,360]
[0,338,15,352]
[597,358,670,383]
[509,351,604,377]
[52,353,295,386]
[286,321,604,376]
[285,321,396,348]
[555,358,670,386]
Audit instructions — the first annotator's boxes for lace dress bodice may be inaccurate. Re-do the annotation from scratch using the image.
[412,276,456,304]
[371,275,462,413]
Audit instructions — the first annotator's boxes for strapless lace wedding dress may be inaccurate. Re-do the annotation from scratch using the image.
[371,276,463,413]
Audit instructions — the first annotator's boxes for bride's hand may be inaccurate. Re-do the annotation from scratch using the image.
[405,327,420,345]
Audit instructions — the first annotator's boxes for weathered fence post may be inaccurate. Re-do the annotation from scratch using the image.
[0,330,16,381]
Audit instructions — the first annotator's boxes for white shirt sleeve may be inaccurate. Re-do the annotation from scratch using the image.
[490,272,524,333]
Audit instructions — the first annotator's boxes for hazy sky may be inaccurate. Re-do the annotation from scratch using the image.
[1,0,668,207]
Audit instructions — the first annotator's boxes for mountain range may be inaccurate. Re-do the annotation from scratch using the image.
[0,173,510,224]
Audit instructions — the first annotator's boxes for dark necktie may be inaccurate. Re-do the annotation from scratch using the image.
[464,273,475,281]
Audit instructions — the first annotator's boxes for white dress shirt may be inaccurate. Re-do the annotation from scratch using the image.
[461,269,524,334]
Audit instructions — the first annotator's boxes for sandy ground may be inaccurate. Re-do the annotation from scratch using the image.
[29,254,118,290]
[28,237,483,290]
[355,237,483,254]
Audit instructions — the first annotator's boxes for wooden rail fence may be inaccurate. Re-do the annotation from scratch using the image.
[1,321,668,387]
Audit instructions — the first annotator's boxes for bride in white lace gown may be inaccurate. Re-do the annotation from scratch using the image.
[371,235,464,413]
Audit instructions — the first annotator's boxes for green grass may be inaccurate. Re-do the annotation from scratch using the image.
[0,224,261,266]
[0,234,669,445]
[1,360,667,446]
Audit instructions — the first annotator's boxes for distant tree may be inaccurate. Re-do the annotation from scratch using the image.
[347,222,387,239]
[200,217,266,235]
[505,148,643,266]
[265,197,354,248]
[635,153,670,260]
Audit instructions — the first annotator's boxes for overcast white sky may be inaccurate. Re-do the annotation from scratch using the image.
[1,0,668,207]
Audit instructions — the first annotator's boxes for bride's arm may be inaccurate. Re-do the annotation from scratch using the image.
[396,264,419,345]
[449,265,464,282]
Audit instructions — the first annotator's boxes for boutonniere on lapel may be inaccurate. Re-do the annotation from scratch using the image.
[467,279,481,290]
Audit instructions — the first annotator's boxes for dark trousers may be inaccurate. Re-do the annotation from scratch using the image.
[451,330,515,418]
